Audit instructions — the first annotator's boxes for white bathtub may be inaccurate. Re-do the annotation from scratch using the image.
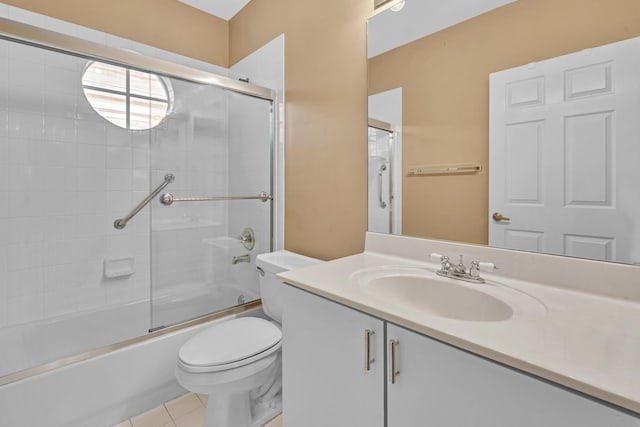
[0,282,257,377]
[0,283,260,427]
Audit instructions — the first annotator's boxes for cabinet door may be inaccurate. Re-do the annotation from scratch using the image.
[387,323,640,427]
[282,285,384,427]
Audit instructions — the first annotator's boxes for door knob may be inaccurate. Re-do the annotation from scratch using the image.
[492,212,511,222]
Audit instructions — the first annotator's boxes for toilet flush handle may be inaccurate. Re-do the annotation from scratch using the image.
[256,266,265,277]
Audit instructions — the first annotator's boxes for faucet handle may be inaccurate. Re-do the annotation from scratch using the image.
[477,261,498,272]
[429,253,451,273]
[430,252,445,261]
[469,261,480,279]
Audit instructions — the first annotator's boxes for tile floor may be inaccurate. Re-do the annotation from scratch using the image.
[112,392,283,427]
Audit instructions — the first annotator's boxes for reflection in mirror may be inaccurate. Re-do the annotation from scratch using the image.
[368,89,403,235]
[367,0,640,265]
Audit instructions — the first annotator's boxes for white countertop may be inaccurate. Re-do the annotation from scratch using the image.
[278,235,640,415]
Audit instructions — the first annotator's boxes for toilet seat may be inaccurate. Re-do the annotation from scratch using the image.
[178,317,282,373]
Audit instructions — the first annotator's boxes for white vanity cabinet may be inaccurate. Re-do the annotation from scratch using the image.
[386,323,640,427]
[283,285,640,426]
[282,285,385,427]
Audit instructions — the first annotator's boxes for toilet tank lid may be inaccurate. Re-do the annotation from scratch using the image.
[256,250,323,274]
[178,317,281,368]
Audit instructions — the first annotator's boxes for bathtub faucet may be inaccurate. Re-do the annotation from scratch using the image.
[232,254,251,265]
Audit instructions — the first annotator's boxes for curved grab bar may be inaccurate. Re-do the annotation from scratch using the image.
[113,174,175,229]
[378,164,388,209]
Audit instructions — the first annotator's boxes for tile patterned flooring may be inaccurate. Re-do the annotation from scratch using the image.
[112,392,283,427]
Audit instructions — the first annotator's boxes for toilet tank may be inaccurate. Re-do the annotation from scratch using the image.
[256,250,322,323]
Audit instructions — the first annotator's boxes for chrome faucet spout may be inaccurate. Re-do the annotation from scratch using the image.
[232,254,251,265]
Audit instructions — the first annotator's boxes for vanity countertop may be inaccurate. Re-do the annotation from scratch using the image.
[277,234,640,415]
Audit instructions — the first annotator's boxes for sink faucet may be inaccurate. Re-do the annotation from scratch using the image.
[430,253,496,284]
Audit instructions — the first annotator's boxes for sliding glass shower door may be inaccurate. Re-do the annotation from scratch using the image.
[149,81,273,330]
[0,21,275,382]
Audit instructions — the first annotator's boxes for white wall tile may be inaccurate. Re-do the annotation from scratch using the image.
[77,167,106,191]
[8,111,43,139]
[42,216,75,241]
[7,268,43,301]
[7,294,44,325]
[0,246,6,328]
[41,142,77,167]
[44,65,80,96]
[43,264,81,293]
[7,244,43,273]
[106,126,132,146]
[107,191,132,215]
[44,92,77,119]
[76,120,106,145]
[42,239,76,266]
[8,57,44,90]
[75,214,108,238]
[106,168,132,191]
[43,115,76,142]
[77,191,107,215]
[106,146,132,169]
[44,289,78,318]
[132,169,149,191]
[78,144,106,168]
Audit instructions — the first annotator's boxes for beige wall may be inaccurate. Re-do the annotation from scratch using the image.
[369,0,640,245]
[2,0,229,66]
[231,0,371,260]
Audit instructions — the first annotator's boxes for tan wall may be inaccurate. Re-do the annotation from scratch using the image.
[231,0,371,260]
[369,0,640,245]
[2,0,229,67]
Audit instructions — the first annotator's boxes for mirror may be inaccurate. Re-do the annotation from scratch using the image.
[367,0,640,265]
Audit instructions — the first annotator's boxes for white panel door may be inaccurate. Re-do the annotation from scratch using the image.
[282,285,385,427]
[386,323,640,426]
[489,37,640,263]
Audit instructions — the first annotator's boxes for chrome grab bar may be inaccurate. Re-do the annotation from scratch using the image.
[113,174,175,229]
[159,192,272,205]
[378,164,387,208]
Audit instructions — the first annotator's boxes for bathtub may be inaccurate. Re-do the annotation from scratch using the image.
[0,283,260,427]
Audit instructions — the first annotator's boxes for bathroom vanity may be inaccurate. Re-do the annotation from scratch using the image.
[278,233,640,426]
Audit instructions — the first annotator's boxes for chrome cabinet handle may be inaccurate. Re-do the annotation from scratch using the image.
[378,164,388,208]
[492,212,511,222]
[364,329,375,372]
[389,339,399,384]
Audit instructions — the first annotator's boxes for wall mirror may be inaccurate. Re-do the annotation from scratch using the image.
[367,0,640,265]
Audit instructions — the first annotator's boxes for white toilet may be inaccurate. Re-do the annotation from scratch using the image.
[175,250,321,427]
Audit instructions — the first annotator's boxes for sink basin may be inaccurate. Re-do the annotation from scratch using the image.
[351,266,546,322]
[363,274,513,321]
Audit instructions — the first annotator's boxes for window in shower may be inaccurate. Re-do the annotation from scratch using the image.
[82,62,171,130]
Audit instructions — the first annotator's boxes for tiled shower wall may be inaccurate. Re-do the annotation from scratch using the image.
[0,5,233,330]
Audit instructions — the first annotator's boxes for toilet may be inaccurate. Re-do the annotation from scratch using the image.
[175,250,321,427]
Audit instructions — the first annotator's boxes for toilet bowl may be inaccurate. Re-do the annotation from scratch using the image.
[175,250,321,427]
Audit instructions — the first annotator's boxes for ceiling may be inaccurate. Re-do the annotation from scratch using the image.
[178,0,252,20]
[368,0,518,58]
